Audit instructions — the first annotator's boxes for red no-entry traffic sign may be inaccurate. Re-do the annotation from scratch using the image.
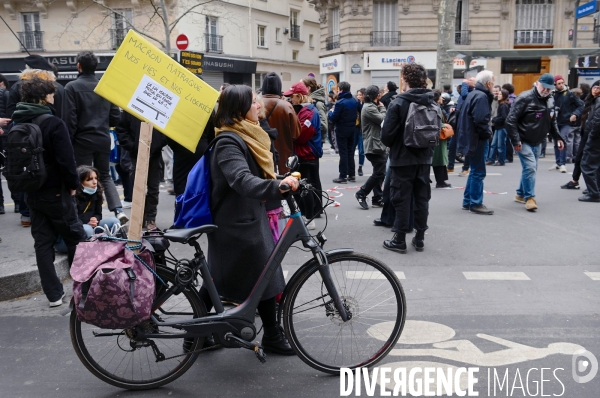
[176,34,189,51]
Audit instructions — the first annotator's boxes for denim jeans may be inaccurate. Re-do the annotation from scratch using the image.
[463,140,489,208]
[516,142,541,200]
[54,217,120,253]
[336,132,355,179]
[558,124,576,163]
[487,128,507,164]
[353,127,365,167]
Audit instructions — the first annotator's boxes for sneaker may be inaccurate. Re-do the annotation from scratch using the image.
[470,204,494,215]
[329,148,336,155]
[458,170,469,177]
[578,194,600,202]
[371,200,384,208]
[145,220,157,231]
[122,201,132,209]
[561,181,580,190]
[492,162,505,166]
[373,218,391,227]
[21,216,31,227]
[462,205,470,210]
[525,197,537,211]
[435,182,452,188]
[486,161,493,165]
[332,178,347,184]
[559,165,567,173]
[358,166,363,176]
[348,176,356,183]
[383,236,407,253]
[355,193,369,210]
[539,154,545,158]
[514,195,526,204]
[49,293,65,308]
[447,168,454,173]
[549,164,559,171]
[411,237,425,252]
[116,212,129,225]
[306,220,316,230]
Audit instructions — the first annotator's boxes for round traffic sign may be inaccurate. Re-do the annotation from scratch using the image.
[176,34,189,50]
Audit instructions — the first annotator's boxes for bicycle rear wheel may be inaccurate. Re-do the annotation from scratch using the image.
[70,266,206,390]
[282,252,406,374]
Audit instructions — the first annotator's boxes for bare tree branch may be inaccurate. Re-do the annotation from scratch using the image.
[168,0,220,32]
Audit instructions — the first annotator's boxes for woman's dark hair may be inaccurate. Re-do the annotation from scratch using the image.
[214,85,254,128]
[432,89,442,103]
[338,81,351,92]
[502,83,515,94]
[76,165,104,203]
[499,89,509,105]
[387,81,398,92]
[0,73,10,89]
[401,63,427,89]
[364,85,379,103]
[579,83,590,95]
[357,88,366,96]
[76,51,98,74]
[20,77,56,104]
[301,77,320,93]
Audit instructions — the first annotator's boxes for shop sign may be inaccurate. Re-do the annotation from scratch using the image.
[453,58,488,69]
[320,54,345,74]
[363,52,437,70]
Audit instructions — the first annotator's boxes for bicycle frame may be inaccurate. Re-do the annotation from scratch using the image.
[144,193,352,342]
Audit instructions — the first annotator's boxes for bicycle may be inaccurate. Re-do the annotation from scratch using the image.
[69,157,407,390]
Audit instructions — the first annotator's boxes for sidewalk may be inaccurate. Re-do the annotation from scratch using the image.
[0,180,128,301]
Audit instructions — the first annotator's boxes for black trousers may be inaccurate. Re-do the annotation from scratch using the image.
[380,165,395,226]
[336,132,355,179]
[296,159,323,219]
[359,153,386,202]
[27,188,85,301]
[581,136,600,197]
[131,153,163,221]
[390,165,431,234]
[432,166,448,184]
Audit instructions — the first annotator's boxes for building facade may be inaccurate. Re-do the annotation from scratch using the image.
[310,0,600,95]
[0,0,321,90]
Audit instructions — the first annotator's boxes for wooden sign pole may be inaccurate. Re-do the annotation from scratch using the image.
[127,122,153,249]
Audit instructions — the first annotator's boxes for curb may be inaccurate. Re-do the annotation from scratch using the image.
[0,256,69,301]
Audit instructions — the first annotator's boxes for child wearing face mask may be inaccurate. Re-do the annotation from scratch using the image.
[55,166,121,252]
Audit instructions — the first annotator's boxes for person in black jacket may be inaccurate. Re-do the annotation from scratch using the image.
[63,51,125,223]
[380,81,398,109]
[456,71,495,215]
[380,63,437,253]
[12,77,85,307]
[115,111,167,230]
[487,89,510,166]
[0,73,14,215]
[579,81,600,202]
[329,81,359,183]
[506,73,565,211]
[553,76,584,169]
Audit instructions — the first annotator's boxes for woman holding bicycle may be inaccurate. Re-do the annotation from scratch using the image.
[202,85,298,355]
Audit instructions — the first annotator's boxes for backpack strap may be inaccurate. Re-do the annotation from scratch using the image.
[31,114,53,126]
[265,100,280,122]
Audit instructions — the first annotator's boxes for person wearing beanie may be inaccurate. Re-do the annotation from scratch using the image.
[578,80,600,202]
[380,81,398,109]
[260,72,301,173]
[506,73,565,212]
[552,75,584,171]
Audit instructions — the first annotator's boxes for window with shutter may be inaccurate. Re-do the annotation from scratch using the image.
[515,0,554,45]
[372,1,398,46]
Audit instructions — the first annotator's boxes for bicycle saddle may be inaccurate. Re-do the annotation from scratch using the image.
[164,225,218,243]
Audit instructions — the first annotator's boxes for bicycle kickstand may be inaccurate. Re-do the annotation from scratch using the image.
[224,333,267,363]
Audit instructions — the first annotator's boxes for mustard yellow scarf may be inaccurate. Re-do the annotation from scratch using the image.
[215,119,276,180]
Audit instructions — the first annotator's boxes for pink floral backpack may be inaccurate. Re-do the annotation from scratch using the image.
[70,236,158,329]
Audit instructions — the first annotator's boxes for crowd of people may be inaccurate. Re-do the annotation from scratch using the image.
[1,52,600,320]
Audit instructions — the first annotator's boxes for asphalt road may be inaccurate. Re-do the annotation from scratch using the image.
[1,150,599,397]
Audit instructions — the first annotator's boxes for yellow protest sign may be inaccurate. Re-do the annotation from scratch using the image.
[95,30,219,152]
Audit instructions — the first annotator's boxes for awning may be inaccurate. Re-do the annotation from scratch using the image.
[448,47,600,59]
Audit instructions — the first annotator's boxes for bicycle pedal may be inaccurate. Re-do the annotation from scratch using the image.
[254,345,267,363]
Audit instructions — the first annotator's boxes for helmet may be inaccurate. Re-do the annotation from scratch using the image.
[441,92,452,106]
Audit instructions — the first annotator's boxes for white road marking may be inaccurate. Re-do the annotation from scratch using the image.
[584,272,600,281]
[463,271,530,280]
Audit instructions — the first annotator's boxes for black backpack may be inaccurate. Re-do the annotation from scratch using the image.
[2,114,52,192]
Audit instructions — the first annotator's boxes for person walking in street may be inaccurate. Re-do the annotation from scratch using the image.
[329,81,359,184]
[381,63,438,253]
[578,80,600,203]
[551,75,584,172]
[63,51,126,224]
[12,76,85,307]
[487,89,511,166]
[355,85,387,209]
[457,71,495,215]
[502,83,517,161]
[260,72,301,174]
[448,78,474,175]
[506,73,565,211]
[355,88,366,176]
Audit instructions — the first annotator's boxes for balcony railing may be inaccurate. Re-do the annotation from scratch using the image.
[455,30,471,45]
[325,35,340,50]
[370,31,401,47]
[514,29,553,45]
[110,29,127,49]
[18,31,43,51]
[290,24,300,40]
[205,34,223,53]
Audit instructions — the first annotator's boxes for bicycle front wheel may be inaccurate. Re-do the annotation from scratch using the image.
[70,266,206,390]
[282,252,406,374]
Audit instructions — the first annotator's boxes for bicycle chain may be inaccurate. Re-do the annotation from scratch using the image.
[159,342,223,361]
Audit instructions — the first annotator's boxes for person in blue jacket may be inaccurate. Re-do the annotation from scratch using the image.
[328,81,359,184]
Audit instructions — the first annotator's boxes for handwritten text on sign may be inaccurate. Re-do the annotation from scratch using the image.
[95,30,220,152]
